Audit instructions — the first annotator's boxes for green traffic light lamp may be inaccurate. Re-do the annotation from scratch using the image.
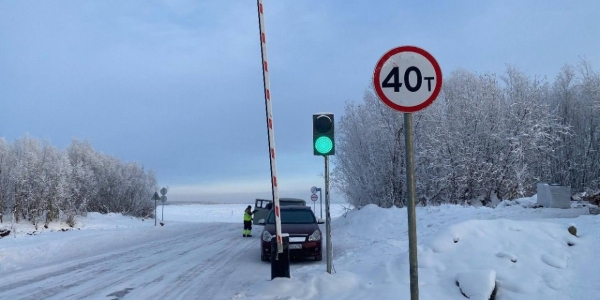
[315,136,333,155]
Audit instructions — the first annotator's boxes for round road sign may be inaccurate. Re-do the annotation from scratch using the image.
[373,46,442,113]
[311,186,317,194]
[310,194,318,202]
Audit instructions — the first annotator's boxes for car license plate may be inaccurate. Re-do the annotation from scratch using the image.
[289,244,302,249]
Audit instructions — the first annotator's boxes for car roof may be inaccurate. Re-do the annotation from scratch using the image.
[255,198,306,202]
[279,197,306,202]
[279,205,311,210]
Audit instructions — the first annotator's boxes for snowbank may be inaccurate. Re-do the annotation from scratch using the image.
[496,195,538,208]
[241,200,594,300]
[2,200,598,300]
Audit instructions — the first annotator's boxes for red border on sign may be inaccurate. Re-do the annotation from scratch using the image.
[373,46,443,113]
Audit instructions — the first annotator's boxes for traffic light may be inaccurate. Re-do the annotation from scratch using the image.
[313,113,335,156]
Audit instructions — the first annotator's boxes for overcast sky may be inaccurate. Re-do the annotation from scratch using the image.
[1,0,599,203]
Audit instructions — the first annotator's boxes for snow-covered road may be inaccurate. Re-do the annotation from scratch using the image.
[0,222,274,300]
[4,201,598,299]
[0,204,343,300]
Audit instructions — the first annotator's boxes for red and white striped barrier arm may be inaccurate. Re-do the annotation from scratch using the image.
[257,0,283,254]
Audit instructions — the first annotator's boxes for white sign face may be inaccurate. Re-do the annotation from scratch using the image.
[373,46,442,113]
[310,194,318,202]
[311,186,317,194]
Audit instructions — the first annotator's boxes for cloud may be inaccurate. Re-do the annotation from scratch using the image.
[2,0,598,205]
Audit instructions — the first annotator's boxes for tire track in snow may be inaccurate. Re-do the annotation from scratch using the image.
[152,228,259,299]
[62,223,235,299]
[0,223,242,299]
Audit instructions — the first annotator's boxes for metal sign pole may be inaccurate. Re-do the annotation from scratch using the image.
[373,45,441,300]
[154,197,157,226]
[404,112,419,300]
[325,155,332,274]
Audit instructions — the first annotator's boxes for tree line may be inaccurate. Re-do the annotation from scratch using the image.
[333,61,600,208]
[0,137,156,227]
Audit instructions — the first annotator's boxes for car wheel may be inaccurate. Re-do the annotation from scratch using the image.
[315,254,322,261]
[261,254,269,262]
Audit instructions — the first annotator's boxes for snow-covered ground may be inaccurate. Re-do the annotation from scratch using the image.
[1,198,599,300]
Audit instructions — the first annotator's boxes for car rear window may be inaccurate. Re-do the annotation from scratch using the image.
[267,209,316,224]
[280,201,305,206]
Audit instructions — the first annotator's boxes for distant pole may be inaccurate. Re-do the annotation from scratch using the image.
[159,189,168,224]
[319,188,323,219]
[152,191,160,226]
[404,113,419,300]
[325,155,332,274]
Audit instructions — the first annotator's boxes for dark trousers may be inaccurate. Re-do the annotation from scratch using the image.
[244,220,252,231]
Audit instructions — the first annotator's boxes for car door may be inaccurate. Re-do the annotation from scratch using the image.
[253,199,272,225]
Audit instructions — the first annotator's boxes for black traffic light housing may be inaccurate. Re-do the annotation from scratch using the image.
[313,113,335,156]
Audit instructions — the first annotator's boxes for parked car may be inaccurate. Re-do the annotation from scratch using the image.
[257,205,324,261]
[253,197,307,225]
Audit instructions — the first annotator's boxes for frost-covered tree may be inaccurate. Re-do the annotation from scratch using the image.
[417,70,506,204]
[334,88,430,208]
[80,144,155,217]
[496,67,567,198]
[67,139,101,216]
[10,136,42,223]
[549,61,600,191]
[0,138,12,220]
[0,136,157,223]
[333,65,575,207]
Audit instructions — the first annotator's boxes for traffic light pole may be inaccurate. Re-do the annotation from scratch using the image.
[312,112,334,273]
[325,155,332,274]
[404,113,419,300]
